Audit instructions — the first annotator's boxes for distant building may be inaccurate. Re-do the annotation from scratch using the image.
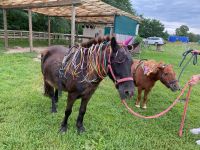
[168,36,189,43]
[83,15,140,43]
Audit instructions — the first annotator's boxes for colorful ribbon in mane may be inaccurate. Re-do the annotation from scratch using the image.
[62,42,111,83]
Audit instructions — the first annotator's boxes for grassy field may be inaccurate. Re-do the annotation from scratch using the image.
[0,42,200,150]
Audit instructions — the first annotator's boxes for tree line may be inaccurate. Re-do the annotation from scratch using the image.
[0,0,199,42]
[175,25,200,42]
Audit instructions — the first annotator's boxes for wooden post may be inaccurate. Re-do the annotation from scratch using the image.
[28,9,33,52]
[71,5,76,46]
[48,16,51,46]
[156,44,163,51]
[3,9,8,49]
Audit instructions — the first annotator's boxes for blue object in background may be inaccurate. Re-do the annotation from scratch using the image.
[168,36,189,43]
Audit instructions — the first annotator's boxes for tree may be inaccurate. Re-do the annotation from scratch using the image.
[102,0,136,14]
[175,25,189,36]
[188,32,200,42]
[139,18,167,39]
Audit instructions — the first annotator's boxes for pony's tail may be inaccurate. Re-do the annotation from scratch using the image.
[41,49,51,74]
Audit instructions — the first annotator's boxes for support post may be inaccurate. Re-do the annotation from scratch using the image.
[28,9,33,52]
[48,16,51,46]
[3,9,8,49]
[71,5,76,46]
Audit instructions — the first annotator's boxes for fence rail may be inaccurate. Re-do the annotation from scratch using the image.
[0,29,92,41]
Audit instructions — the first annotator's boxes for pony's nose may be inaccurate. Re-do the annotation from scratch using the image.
[124,90,133,97]
[173,84,180,91]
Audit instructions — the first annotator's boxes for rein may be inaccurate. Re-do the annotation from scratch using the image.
[178,49,199,81]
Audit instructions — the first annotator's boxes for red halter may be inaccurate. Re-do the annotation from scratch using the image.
[107,51,133,85]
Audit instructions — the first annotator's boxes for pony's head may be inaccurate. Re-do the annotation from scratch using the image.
[108,37,134,99]
[158,64,180,91]
[146,62,180,92]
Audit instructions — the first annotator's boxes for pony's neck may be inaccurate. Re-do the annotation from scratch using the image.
[155,70,163,81]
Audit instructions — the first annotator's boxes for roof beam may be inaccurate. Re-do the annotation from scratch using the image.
[56,14,116,18]
[0,0,81,9]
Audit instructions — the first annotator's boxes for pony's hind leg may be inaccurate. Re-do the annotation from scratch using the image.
[60,93,78,133]
[44,81,57,113]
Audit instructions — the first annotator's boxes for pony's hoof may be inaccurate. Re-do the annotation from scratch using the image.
[59,126,67,133]
[51,109,57,113]
[77,126,85,134]
[135,104,140,108]
[142,105,147,109]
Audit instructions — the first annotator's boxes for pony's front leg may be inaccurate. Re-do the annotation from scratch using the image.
[54,89,58,103]
[60,93,77,133]
[76,96,90,133]
[142,89,150,109]
[135,87,142,108]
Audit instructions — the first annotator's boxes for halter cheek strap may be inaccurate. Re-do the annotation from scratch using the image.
[107,52,133,85]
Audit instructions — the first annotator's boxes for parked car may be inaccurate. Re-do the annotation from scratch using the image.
[144,37,165,45]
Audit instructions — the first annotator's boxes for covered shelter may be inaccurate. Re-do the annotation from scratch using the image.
[0,0,140,51]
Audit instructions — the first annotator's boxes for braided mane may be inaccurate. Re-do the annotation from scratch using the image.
[62,36,112,83]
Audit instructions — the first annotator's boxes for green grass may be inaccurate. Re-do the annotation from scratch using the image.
[0,43,200,150]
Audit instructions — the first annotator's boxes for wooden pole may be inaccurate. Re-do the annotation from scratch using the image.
[71,5,76,46]
[28,9,33,52]
[3,9,8,49]
[48,16,51,46]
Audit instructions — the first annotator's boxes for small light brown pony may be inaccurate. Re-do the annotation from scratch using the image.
[131,60,180,109]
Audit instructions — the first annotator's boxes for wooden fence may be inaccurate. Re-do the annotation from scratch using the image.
[0,29,92,41]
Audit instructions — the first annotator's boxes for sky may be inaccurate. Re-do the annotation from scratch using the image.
[130,0,200,34]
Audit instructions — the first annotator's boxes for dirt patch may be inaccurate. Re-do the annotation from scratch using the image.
[4,47,45,62]
[5,47,48,54]
[33,54,41,62]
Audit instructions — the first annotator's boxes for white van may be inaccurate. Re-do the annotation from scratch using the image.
[145,37,164,45]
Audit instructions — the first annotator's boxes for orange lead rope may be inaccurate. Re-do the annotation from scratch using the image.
[121,82,192,137]
[179,85,192,137]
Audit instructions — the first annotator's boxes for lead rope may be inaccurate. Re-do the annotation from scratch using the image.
[121,82,192,137]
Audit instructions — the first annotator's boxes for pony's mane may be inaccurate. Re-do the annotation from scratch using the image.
[81,36,111,48]
[62,38,113,83]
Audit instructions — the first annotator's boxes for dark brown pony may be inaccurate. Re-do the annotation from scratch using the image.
[41,36,134,133]
[131,60,180,109]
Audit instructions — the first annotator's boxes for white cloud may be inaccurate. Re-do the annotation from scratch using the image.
[162,21,200,34]
[131,0,200,34]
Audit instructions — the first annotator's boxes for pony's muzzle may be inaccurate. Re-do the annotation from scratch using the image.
[124,90,133,98]
[171,83,180,91]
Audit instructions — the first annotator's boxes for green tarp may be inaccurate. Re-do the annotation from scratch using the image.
[114,15,138,36]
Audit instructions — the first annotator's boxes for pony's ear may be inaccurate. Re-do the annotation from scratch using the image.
[127,45,133,50]
[111,37,118,53]
[158,62,166,69]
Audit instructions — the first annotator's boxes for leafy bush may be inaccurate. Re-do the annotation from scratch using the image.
[134,35,143,44]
